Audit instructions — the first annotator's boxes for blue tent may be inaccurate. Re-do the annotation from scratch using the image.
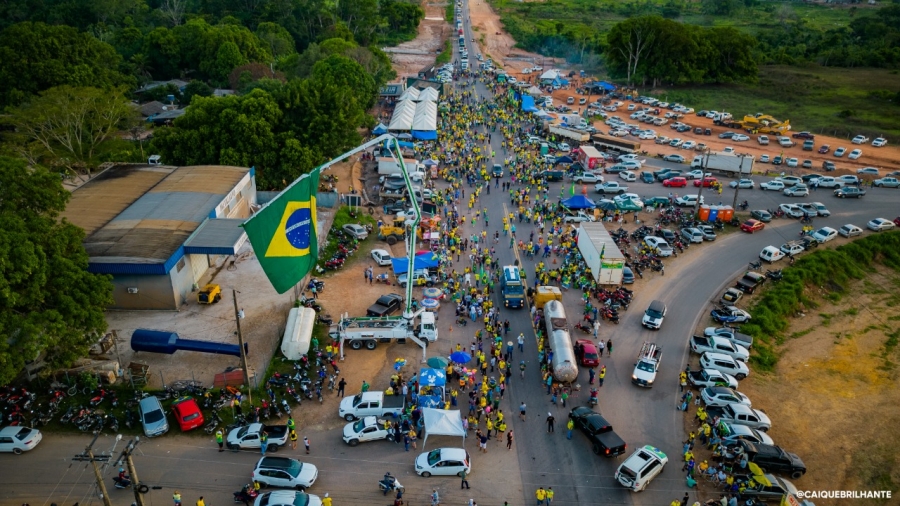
[373,123,388,134]
[391,253,440,275]
[383,140,414,149]
[555,155,574,164]
[417,368,446,387]
[521,95,539,113]
[561,195,597,209]
[412,130,438,140]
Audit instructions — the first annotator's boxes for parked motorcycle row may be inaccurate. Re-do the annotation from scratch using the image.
[315,227,361,272]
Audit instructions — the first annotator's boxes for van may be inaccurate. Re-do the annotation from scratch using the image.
[759,246,785,263]
[615,445,668,491]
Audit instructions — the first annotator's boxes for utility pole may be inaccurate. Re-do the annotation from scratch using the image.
[73,433,113,506]
[732,156,746,212]
[115,437,146,506]
[233,289,252,404]
[695,149,710,213]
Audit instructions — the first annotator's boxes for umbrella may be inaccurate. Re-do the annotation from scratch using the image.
[597,200,618,211]
[427,356,449,369]
[423,287,443,299]
[747,462,764,476]
[421,298,440,309]
[450,351,472,364]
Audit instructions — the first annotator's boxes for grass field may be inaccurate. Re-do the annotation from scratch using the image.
[658,65,900,141]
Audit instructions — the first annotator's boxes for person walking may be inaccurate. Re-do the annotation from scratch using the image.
[196,498,205,506]
[598,366,606,387]
[593,320,600,338]
[546,487,555,504]
[460,468,470,489]
[606,339,613,356]
[519,402,526,421]
[546,412,555,433]
[507,430,514,450]
[535,487,547,505]
[259,430,269,456]
[404,433,411,451]
[321,493,331,506]
[215,430,224,452]
[431,489,441,506]
[290,429,298,450]
[303,436,310,454]
[337,378,346,397]
[518,333,525,352]
[173,491,182,506]
[679,371,688,392]
[566,418,574,439]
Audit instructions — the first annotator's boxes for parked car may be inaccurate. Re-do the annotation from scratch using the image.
[760,180,784,191]
[371,248,392,266]
[615,445,668,492]
[710,306,752,324]
[697,225,717,241]
[811,227,838,243]
[342,224,369,240]
[719,423,774,447]
[643,237,673,257]
[0,426,42,454]
[834,187,866,198]
[759,154,770,163]
[706,405,772,432]
[574,172,602,184]
[729,179,755,189]
[139,395,169,438]
[778,204,804,218]
[759,246,786,263]
[681,227,704,243]
[851,135,869,144]
[735,441,806,479]
[620,171,637,182]
[701,387,751,407]
[848,149,862,160]
[662,177,687,188]
[750,210,772,222]
[366,293,404,317]
[857,167,879,176]
[699,352,749,380]
[415,447,471,477]
[252,456,319,490]
[171,397,204,432]
[838,224,863,237]
[688,368,738,389]
[741,219,765,234]
[663,154,685,163]
[872,137,888,147]
[867,218,895,232]
[873,177,900,188]
[834,147,847,157]
[783,185,809,197]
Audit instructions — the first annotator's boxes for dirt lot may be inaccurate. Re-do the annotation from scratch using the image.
[680,240,900,504]
[384,2,450,78]
[468,0,562,71]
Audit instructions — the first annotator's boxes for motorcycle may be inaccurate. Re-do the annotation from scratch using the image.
[317,313,334,326]
[588,388,598,407]
[308,279,325,293]
[378,473,405,495]
[766,269,783,281]
[233,484,259,504]
[280,398,291,416]
[286,384,302,405]
[124,408,135,429]
[749,260,762,270]
[113,472,132,489]
[573,322,592,334]
[204,410,222,434]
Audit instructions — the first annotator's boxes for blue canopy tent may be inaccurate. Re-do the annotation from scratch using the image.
[561,195,596,209]
[414,368,447,407]
[391,253,440,275]
[521,95,539,113]
[383,140,415,149]
[372,123,388,134]
[412,130,438,140]
[555,155,574,164]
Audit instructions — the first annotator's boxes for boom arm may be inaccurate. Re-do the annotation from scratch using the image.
[382,137,422,316]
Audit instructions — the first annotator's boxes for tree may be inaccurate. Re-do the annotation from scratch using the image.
[159,0,188,26]
[256,22,297,64]
[4,86,139,177]
[0,157,114,386]
[0,22,134,107]
[606,17,656,85]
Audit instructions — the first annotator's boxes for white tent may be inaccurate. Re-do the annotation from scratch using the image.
[539,69,560,81]
[412,100,437,132]
[526,86,543,96]
[388,99,417,130]
[398,87,420,101]
[422,408,465,448]
[416,87,439,102]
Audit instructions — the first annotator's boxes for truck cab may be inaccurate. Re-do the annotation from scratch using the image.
[632,342,661,387]
[501,265,525,308]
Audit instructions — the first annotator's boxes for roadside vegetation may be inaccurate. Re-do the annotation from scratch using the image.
[740,231,900,371]
[318,206,377,274]
[436,39,453,65]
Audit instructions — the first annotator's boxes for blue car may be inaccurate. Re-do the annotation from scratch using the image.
[710,306,752,324]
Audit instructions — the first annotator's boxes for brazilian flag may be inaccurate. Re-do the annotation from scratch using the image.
[242,168,320,294]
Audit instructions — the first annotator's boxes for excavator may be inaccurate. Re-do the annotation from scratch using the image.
[738,113,791,135]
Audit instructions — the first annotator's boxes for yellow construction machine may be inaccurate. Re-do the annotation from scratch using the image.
[739,114,791,135]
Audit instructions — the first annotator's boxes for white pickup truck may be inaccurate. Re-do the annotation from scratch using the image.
[594,181,629,194]
[690,335,750,361]
[342,416,396,446]
[339,392,406,421]
[226,423,289,451]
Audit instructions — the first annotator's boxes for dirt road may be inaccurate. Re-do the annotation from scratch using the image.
[384,2,449,78]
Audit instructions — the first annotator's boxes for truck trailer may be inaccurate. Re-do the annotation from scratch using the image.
[690,153,753,176]
[577,145,604,170]
[591,134,641,153]
[378,157,419,176]
[576,222,626,285]
[548,125,590,142]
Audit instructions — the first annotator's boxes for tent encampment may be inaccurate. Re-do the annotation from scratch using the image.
[388,100,417,130]
[421,408,465,448]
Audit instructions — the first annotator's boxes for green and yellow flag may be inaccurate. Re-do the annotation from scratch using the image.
[242,168,320,294]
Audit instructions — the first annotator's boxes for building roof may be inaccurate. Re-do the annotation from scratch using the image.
[140,101,167,117]
[63,165,251,272]
[184,218,248,255]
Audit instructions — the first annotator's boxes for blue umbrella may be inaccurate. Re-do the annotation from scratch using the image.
[450,351,472,364]
[421,298,440,309]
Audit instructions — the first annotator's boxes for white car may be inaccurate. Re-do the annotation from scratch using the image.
[732,134,750,142]
[253,491,322,506]
[371,249,392,266]
[810,202,830,217]
[252,456,319,490]
[681,227,704,244]
[759,154,770,163]
[786,157,798,168]
[811,227,838,243]
[669,138,683,147]
[867,218,896,232]
[722,147,735,154]
[873,177,900,188]
[856,167,879,176]
[682,140,697,150]
[616,445,668,492]
[851,135,869,144]
[343,223,369,240]
[757,135,769,145]
[700,352,749,380]
[620,171,637,182]
[342,417,395,445]
[675,194,703,207]
[760,180,785,191]
[760,245,786,263]
[729,179,755,189]
[686,169,711,180]
[689,368,738,389]
[0,427,42,454]
[558,142,571,152]
[574,172,603,184]
[643,236,673,257]
[783,185,809,197]
[639,132,657,140]
[415,447,471,477]
[521,68,532,74]
[838,224,863,237]
[663,154,685,163]
[714,404,772,432]
[778,204,804,218]
[848,149,862,160]
[834,147,847,157]
[872,137,887,147]
[610,129,629,137]
[701,387,751,407]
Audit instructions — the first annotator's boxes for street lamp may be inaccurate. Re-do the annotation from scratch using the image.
[695,148,711,213]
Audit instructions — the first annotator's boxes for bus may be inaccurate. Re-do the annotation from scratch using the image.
[501,265,525,309]
[591,134,641,154]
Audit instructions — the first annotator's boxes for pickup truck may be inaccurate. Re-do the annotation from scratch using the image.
[703,327,753,349]
[342,416,395,446]
[735,440,806,479]
[226,423,289,451]
[594,181,629,194]
[339,392,406,421]
[834,186,865,198]
[779,241,805,257]
[735,271,766,294]
[690,336,750,361]
[706,404,771,431]
[563,210,595,223]
[568,407,627,457]
[688,368,738,389]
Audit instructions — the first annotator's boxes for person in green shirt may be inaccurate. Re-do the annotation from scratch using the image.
[215,430,224,452]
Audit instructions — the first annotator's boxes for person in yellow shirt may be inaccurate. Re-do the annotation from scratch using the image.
[321,493,332,506]
[536,487,547,504]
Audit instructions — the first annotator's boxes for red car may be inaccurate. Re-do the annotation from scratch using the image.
[894,216,900,228]
[576,339,600,367]
[740,219,765,234]
[694,177,718,188]
[172,397,204,431]
[662,177,687,188]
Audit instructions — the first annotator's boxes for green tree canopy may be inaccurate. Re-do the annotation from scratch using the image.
[0,22,134,108]
[0,157,113,385]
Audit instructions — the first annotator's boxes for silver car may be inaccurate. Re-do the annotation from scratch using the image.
[139,396,169,437]
[342,224,369,240]
[681,227,704,244]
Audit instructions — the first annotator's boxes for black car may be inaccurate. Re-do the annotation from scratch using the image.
[834,187,866,198]
[718,131,735,139]
[739,474,799,503]
[800,173,822,183]
[657,170,682,181]
[568,407,627,457]
[656,229,677,243]
[366,293,404,317]
[676,124,691,132]
[694,127,703,134]
[772,156,783,165]
[750,210,772,223]
[640,171,654,184]
[704,128,712,135]
[737,441,807,479]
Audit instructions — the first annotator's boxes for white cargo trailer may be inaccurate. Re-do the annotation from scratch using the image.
[577,222,626,285]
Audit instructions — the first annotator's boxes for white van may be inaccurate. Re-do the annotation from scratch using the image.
[759,246,785,263]
[615,445,668,491]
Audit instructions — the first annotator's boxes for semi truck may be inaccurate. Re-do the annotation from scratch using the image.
[591,134,641,153]
[500,265,525,309]
[690,154,753,176]
[378,157,420,176]
[548,125,590,142]
[576,223,626,285]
